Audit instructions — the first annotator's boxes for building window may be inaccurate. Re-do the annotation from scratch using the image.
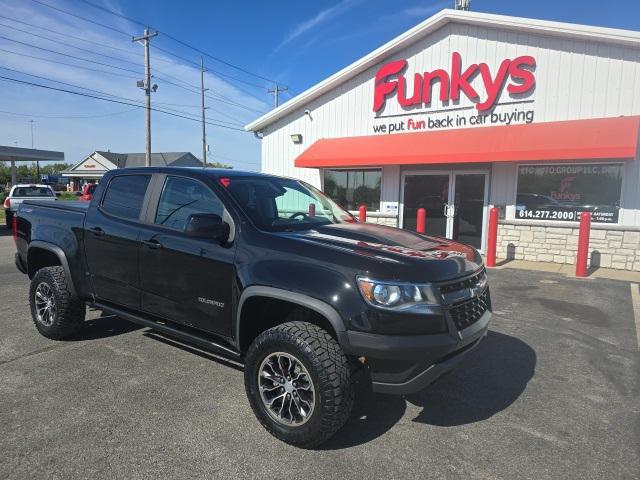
[323,169,381,211]
[516,164,623,223]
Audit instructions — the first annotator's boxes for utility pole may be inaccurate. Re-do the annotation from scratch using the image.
[268,82,288,108]
[132,28,158,167]
[30,119,39,180]
[200,56,208,168]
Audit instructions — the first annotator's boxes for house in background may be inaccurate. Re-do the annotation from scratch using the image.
[61,151,203,190]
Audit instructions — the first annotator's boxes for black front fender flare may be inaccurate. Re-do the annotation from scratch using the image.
[235,286,347,350]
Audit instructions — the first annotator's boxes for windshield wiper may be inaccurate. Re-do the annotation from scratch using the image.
[159,199,198,225]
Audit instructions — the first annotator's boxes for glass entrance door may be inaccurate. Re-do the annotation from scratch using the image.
[452,173,488,249]
[402,174,450,237]
[402,171,489,250]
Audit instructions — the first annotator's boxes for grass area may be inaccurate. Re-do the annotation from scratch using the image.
[57,192,78,201]
[0,207,5,225]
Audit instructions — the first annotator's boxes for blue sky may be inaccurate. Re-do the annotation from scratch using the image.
[1,0,639,171]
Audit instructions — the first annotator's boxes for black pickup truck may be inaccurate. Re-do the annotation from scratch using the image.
[13,167,491,447]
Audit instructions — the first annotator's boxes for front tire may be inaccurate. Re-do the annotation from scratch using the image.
[29,266,85,339]
[244,321,354,448]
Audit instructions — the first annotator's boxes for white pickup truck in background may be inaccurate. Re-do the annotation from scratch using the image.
[3,184,57,227]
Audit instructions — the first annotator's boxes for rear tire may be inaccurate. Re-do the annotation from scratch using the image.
[5,211,12,229]
[29,266,85,340]
[244,321,354,448]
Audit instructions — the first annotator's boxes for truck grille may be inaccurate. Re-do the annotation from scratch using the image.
[448,289,490,331]
[440,268,486,295]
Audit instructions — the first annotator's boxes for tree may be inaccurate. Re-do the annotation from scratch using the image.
[1,162,73,188]
[203,161,233,169]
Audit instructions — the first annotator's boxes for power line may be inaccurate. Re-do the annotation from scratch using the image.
[29,0,130,37]
[152,44,269,90]
[0,46,139,80]
[0,74,246,131]
[0,60,246,125]
[73,0,278,83]
[0,65,137,100]
[0,13,140,57]
[0,21,141,68]
[0,13,132,53]
[25,0,271,112]
[0,33,265,115]
[0,107,139,119]
[0,33,143,75]
[0,65,245,126]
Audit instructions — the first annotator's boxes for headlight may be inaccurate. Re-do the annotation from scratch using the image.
[356,276,441,311]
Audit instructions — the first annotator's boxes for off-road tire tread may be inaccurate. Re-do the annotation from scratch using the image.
[245,320,354,448]
[29,266,85,339]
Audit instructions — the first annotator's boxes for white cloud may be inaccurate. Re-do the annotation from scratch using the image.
[0,0,268,170]
[380,1,449,23]
[275,0,361,51]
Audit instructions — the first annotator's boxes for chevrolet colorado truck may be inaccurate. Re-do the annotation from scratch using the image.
[13,167,491,447]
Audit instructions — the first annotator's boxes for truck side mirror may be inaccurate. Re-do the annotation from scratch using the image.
[184,213,230,243]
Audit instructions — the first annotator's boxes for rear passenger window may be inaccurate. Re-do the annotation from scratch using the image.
[101,175,151,220]
[155,176,224,230]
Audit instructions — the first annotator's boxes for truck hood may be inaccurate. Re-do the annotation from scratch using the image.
[274,222,483,281]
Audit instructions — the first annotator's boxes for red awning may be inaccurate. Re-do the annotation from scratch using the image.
[294,116,640,168]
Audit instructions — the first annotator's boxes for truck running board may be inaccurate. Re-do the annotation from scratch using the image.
[92,302,241,359]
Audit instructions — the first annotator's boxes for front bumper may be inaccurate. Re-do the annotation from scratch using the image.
[340,308,491,395]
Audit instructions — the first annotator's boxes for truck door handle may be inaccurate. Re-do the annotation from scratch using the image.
[141,239,162,249]
[88,227,104,236]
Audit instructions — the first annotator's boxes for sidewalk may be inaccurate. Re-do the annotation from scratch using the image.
[489,258,640,282]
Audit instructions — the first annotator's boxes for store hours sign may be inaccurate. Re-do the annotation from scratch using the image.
[371,52,536,134]
[515,164,623,224]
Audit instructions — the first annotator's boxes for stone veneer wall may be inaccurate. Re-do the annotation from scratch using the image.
[360,213,398,227]
[497,222,640,271]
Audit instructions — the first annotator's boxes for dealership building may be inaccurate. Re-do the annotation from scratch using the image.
[246,9,640,271]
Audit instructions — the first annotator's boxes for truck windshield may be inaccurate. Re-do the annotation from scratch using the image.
[223,176,356,231]
[12,187,54,197]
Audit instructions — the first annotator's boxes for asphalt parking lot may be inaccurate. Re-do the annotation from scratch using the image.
[0,230,638,480]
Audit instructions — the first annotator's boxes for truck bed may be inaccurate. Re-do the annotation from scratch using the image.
[22,200,89,213]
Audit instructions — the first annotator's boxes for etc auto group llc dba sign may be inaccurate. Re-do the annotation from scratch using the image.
[372,52,536,134]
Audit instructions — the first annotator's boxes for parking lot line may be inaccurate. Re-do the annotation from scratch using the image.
[631,283,640,351]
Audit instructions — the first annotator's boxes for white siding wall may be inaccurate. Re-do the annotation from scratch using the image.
[260,22,640,224]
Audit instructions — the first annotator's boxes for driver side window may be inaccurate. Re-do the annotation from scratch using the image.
[155,176,224,231]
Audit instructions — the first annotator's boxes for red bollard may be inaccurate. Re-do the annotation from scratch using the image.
[359,204,367,223]
[486,207,499,268]
[576,211,591,278]
[308,203,316,217]
[416,208,426,234]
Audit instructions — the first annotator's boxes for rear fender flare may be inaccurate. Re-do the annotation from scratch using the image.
[28,240,77,296]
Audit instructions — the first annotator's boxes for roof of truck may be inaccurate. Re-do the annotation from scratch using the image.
[109,167,278,179]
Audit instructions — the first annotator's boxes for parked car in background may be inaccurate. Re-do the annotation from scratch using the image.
[80,183,97,202]
[3,184,57,227]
